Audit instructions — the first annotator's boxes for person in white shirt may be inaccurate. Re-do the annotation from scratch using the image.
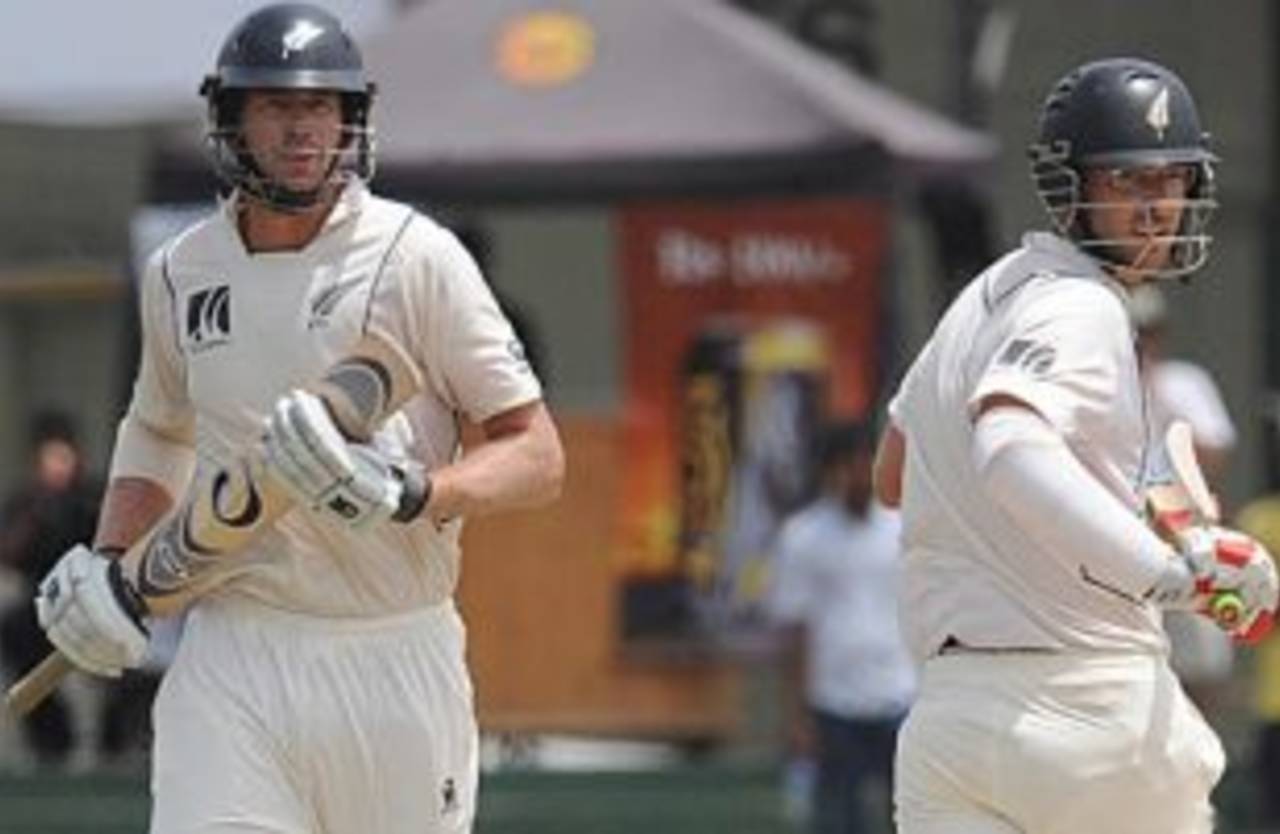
[1130,283,1239,719]
[27,5,563,833]
[1130,284,1236,482]
[874,57,1278,834]
[769,420,916,834]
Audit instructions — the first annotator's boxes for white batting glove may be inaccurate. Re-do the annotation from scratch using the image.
[262,388,407,529]
[35,545,150,677]
[1150,526,1278,643]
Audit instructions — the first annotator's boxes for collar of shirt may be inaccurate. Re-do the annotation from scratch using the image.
[218,178,370,237]
[1022,230,1130,301]
[1022,231,1102,275]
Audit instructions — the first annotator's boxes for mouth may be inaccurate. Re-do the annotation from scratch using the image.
[275,150,327,182]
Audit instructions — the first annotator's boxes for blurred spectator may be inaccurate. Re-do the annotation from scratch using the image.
[0,410,157,768]
[0,410,100,764]
[768,419,916,834]
[1132,285,1237,479]
[1130,285,1238,720]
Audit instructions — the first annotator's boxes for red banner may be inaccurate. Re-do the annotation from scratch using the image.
[615,196,889,644]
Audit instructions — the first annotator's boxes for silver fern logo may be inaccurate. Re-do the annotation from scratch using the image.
[1146,86,1170,140]
[282,20,324,58]
[307,274,369,329]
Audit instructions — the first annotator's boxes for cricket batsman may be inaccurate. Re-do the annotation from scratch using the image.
[875,57,1278,833]
[27,4,564,832]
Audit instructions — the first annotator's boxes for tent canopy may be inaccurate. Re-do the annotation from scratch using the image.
[144,0,997,204]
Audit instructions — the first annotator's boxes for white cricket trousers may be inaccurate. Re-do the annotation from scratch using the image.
[149,597,478,834]
[895,650,1223,834]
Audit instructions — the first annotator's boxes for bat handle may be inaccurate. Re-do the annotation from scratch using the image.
[1210,591,1245,632]
[5,651,75,717]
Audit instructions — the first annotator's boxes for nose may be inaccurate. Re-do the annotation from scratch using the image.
[1135,198,1181,229]
[282,118,318,146]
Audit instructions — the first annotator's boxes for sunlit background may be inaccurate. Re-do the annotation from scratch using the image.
[0,2,1277,832]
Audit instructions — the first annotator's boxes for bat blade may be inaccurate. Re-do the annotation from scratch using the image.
[1158,419,1244,631]
[5,329,421,717]
[1165,420,1219,523]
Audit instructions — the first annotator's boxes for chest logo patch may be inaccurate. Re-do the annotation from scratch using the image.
[307,274,369,329]
[185,284,232,352]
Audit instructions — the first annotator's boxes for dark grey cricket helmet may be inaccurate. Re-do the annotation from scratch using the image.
[199,2,376,211]
[1028,57,1217,280]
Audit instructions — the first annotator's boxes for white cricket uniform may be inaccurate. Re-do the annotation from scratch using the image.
[889,232,1222,834]
[117,182,540,834]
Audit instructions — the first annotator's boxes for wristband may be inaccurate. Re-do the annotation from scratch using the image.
[392,466,432,523]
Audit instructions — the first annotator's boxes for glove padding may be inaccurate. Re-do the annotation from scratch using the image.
[35,545,149,677]
[1150,526,1279,643]
[262,388,404,530]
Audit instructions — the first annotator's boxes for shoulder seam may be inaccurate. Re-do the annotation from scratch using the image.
[361,208,418,336]
[158,241,182,353]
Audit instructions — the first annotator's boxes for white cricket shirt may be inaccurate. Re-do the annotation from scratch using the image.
[1148,359,1237,453]
[768,499,916,718]
[119,182,541,616]
[889,232,1167,661]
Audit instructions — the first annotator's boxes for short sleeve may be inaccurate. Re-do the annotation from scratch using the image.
[126,248,196,446]
[969,282,1131,437]
[888,337,934,431]
[369,219,542,423]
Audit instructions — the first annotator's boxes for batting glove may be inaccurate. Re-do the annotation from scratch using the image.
[1152,526,1279,643]
[262,389,429,529]
[36,545,149,677]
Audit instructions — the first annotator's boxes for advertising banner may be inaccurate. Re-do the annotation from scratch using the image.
[616,197,889,648]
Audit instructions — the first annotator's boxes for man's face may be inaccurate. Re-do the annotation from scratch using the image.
[1081,163,1196,281]
[830,449,874,516]
[240,89,344,195]
[35,439,78,492]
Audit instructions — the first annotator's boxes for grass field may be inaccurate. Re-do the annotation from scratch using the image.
[0,757,1267,833]
[0,765,803,834]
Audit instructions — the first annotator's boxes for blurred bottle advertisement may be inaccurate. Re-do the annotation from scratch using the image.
[615,197,887,651]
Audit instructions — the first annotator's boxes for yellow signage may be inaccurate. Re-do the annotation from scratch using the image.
[496,10,596,88]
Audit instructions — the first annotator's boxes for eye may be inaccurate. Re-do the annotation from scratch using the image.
[308,97,339,116]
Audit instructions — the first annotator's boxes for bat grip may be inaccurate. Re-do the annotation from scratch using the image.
[5,651,75,717]
[1210,591,1245,631]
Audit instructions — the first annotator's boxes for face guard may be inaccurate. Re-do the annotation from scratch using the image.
[200,3,377,212]
[1028,58,1218,281]
[201,87,375,212]
[1030,142,1217,280]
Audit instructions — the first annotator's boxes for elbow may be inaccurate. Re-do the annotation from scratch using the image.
[531,415,566,506]
[541,437,566,505]
[873,423,905,508]
[874,465,902,509]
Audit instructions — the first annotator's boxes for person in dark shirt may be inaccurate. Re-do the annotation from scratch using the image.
[0,410,101,764]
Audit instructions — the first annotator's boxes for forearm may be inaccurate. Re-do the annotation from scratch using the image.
[974,406,1174,600]
[96,411,191,555]
[94,477,174,554]
[428,402,564,521]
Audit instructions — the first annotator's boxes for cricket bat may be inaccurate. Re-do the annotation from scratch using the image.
[1147,419,1244,628]
[4,329,422,717]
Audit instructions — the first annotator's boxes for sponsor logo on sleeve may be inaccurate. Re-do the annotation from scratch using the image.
[996,338,1057,377]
